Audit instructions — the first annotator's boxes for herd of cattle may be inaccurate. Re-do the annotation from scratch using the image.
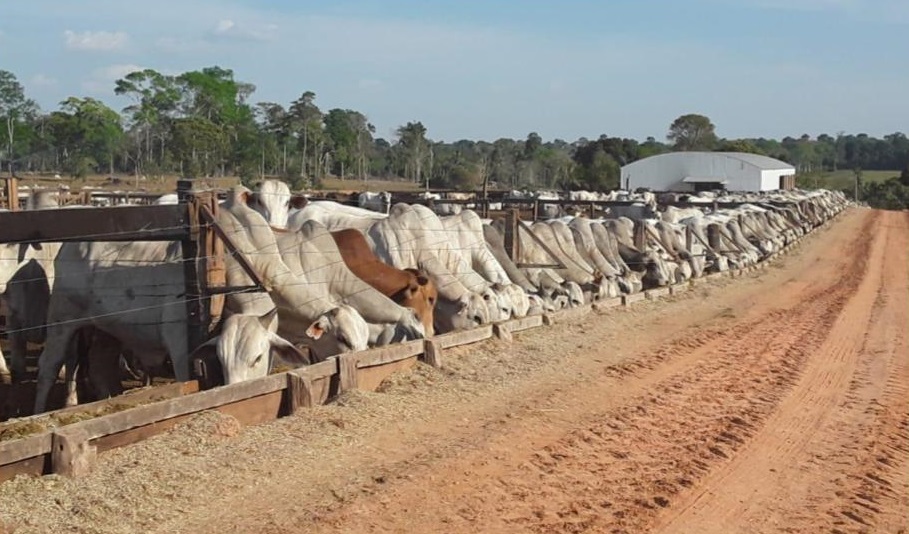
[0,181,848,416]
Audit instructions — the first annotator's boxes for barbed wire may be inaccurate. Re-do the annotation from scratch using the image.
[0,228,825,340]
[0,210,812,293]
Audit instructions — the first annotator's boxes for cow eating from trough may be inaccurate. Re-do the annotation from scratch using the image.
[32,186,382,413]
[330,228,438,337]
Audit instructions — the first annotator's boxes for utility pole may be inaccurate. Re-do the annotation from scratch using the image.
[853,167,862,203]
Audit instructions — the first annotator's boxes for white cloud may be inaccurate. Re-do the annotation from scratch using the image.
[63,29,128,51]
[207,19,278,42]
[81,63,144,93]
[30,74,58,87]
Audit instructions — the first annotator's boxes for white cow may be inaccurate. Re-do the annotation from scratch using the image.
[153,193,179,205]
[274,220,426,345]
[32,186,374,413]
[246,180,296,229]
[291,202,491,333]
[440,210,530,319]
[358,191,392,214]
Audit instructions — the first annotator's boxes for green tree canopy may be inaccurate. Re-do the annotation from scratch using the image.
[668,113,717,151]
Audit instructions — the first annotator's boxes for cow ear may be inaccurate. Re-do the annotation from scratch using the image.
[403,282,419,299]
[258,308,279,331]
[268,332,312,366]
[305,317,328,340]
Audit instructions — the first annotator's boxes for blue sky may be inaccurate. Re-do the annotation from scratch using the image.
[0,0,906,142]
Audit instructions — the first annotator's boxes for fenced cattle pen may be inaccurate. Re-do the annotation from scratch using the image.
[0,179,842,480]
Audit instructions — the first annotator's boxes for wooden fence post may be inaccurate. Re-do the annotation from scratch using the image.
[707,224,721,250]
[177,180,209,363]
[503,209,520,262]
[633,220,647,250]
[338,353,359,392]
[51,428,96,478]
[423,339,443,368]
[4,177,18,212]
[284,372,314,414]
[200,192,225,332]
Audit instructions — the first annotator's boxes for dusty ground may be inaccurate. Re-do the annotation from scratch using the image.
[0,207,907,534]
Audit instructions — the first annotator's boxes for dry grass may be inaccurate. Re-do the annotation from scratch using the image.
[8,173,423,194]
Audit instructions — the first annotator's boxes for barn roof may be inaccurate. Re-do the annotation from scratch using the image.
[622,151,795,171]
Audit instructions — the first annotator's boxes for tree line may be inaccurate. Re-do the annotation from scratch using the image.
[1,68,907,199]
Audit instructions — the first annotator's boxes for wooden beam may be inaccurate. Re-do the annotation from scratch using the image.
[178,181,208,355]
[354,339,424,369]
[422,339,443,368]
[0,204,187,244]
[0,431,52,466]
[58,373,287,441]
[337,353,359,392]
[3,177,18,211]
[201,192,226,330]
[633,220,647,250]
[51,428,96,478]
[433,325,493,349]
[503,209,519,261]
[283,372,314,414]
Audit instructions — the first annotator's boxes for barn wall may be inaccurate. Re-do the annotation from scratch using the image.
[760,169,796,191]
[621,152,794,193]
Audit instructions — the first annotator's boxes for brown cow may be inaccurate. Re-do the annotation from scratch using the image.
[330,228,438,336]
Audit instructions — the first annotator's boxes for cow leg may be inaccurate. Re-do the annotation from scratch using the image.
[62,329,90,407]
[162,321,191,382]
[85,329,125,400]
[0,346,10,385]
[34,324,79,414]
[7,321,29,382]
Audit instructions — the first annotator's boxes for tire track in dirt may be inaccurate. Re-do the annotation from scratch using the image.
[298,213,880,534]
[652,211,893,534]
[769,211,909,534]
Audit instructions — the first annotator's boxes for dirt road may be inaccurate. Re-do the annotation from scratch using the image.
[1,208,907,534]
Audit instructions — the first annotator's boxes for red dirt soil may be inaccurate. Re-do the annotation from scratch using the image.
[1,208,906,534]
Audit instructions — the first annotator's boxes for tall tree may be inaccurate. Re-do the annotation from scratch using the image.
[0,70,38,174]
[114,68,180,174]
[668,113,717,151]
[57,97,124,177]
[287,91,323,181]
[255,102,289,175]
[396,121,429,184]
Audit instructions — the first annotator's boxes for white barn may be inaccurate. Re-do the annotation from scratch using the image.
[620,152,796,193]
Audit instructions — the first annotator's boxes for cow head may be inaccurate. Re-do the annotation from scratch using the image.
[484,284,513,322]
[244,180,292,229]
[192,309,311,386]
[395,268,437,337]
[434,292,488,334]
[304,304,371,360]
